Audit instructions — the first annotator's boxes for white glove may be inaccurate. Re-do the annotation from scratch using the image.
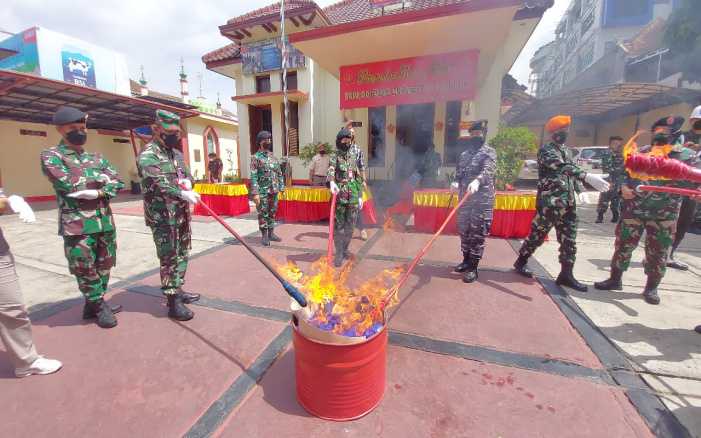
[179,190,201,205]
[585,174,610,192]
[450,182,459,192]
[67,190,100,200]
[178,178,192,191]
[358,197,364,210]
[329,181,340,195]
[468,179,480,194]
[8,195,36,223]
[577,192,587,204]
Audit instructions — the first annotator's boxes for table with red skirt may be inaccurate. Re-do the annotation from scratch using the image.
[275,186,378,225]
[193,183,251,217]
[412,189,537,238]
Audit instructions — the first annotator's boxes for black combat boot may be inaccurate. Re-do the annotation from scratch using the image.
[513,255,533,278]
[167,294,194,321]
[82,298,122,320]
[611,210,620,223]
[594,268,623,291]
[177,289,200,304]
[695,325,701,334]
[454,255,471,273]
[462,259,479,283]
[268,227,282,242]
[642,277,661,305]
[86,299,118,328]
[556,263,588,292]
[261,228,270,246]
[595,212,604,223]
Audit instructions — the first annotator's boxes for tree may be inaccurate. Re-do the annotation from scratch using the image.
[663,0,701,82]
[490,126,538,190]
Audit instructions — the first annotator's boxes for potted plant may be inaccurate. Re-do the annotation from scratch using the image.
[491,126,538,191]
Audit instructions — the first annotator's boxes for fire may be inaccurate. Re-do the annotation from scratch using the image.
[277,257,403,338]
[623,131,674,181]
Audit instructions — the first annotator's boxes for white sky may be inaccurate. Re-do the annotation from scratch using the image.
[2,0,568,112]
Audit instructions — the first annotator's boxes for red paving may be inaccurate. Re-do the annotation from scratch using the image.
[0,223,656,437]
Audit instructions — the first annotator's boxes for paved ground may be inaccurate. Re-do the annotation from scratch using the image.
[0,194,697,437]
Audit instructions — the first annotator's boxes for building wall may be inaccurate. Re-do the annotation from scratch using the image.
[183,116,239,180]
[0,120,137,198]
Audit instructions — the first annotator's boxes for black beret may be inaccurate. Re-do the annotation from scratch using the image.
[52,106,87,126]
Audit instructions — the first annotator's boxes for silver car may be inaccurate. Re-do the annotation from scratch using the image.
[574,146,609,176]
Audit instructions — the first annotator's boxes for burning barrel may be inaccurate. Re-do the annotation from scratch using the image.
[291,305,388,421]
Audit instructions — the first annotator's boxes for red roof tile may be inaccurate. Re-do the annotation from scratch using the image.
[226,0,321,25]
[323,0,475,25]
[202,43,241,64]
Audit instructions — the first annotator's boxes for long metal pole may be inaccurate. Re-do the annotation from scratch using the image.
[280,0,290,180]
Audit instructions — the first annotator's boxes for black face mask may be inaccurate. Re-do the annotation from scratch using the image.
[319,150,326,155]
[66,129,87,146]
[468,136,484,148]
[160,133,180,148]
[652,133,669,145]
[553,132,568,144]
[693,121,701,131]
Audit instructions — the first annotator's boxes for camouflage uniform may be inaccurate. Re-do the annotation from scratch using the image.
[40,141,124,302]
[518,141,587,264]
[328,143,364,260]
[596,149,625,219]
[250,150,285,231]
[138,137,193,296]
[610,144,698,287]
[455,142,496,264]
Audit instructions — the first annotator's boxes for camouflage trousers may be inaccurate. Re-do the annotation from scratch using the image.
[334,203,359,255]
[63,231,116,302]
[150,221,191,295]
[610,216,676,287]
[597,184,621,216]
[256,193,279,230]
[458,203,493,262]
[519,205,578,265]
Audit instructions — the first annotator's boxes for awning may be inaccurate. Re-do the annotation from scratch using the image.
[504,83,701,125]
[0,69,199,130]
[232,90,308,106]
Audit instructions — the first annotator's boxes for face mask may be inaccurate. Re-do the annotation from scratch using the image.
[319,150,326,155]
[66,129,87,146]
[652,133,669,145]
[553,132,568,144]
[693,121,701,131]
[160,133,180,148]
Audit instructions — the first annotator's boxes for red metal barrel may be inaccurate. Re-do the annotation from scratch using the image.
[292,325,387,421]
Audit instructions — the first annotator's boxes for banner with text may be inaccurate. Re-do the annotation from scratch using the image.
[340,50,479,109]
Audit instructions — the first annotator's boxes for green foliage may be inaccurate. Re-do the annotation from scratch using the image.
[664,0,701,82]
[490,126,538,190]
[298,141,334,166]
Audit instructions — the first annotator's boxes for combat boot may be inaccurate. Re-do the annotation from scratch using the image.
[611,211,620,223]
[261,229,270,246]
[513,255,533,278]
[454,255,471,273]
[595,212,604,224]
[268,228,282,242]
[462,259,479,283]
[555,263,588,292]
[642,277,660,305]
[82,298,123,320]
[86,299,118,329]
[594,268,623,291]
[177,289,200,304]
[667,250,689,271]
[167,294,194,321]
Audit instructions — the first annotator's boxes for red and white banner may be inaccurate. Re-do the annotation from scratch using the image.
[339,50,479,109]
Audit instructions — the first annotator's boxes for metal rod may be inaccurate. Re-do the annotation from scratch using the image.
[327,193,338,265]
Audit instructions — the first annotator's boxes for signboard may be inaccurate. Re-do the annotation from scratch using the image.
[340,50,479,109]
[0,28,40,74]
[241,38,305,75]
[61,46,96,87]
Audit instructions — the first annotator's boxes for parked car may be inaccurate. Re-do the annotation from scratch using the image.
[574,146,609,176]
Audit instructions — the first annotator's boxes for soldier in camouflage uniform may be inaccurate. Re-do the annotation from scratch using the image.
[452,121,496,283]
[138,110,201,321]
[250,131,285,247]
[596,136,625,223]
[40,106,125,328]
[596,116,699,304]
[328,128,364,267]
[514,115,610,292]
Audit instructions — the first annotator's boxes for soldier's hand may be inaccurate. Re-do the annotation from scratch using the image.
[96,174,113,185]
[621,185,635,200]
[330,181,340,195]
[8,195,36,223]
[67,190,100,200]
[178,178,193,191]
[253,195,261,206]
[468,179,480,194]
[450,182,459,192]
[179,190,201,205]
[358,196,364,210]
[584,173,610,192]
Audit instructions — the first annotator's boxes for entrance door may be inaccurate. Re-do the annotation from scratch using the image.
[395,103,435,179]
[248,105,273,154]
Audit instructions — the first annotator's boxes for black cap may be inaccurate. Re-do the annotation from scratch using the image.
[256,130,272,145]
[52,106,87,126]
[651,116,684,134]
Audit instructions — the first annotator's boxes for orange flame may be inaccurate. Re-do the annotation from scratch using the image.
[276,257,403,337]
[623,131,674,181]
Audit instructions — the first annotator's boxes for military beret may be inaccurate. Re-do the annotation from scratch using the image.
[651,116,684,133]
[52,106,87,126]
[336,128,352,141]
[545,115,571,133]
[154,109,180,129]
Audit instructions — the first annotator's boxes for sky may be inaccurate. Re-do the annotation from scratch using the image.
[2,0,567,112]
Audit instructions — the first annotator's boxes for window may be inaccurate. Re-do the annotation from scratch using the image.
[580,11,594,36]
[206,133,216,155]
[577,43,595,73]
[256,75,271,93]
[368,106,386,167]
[280,71,297,91]
[443,101,462,166]
[602,0,652,28]
[281,101,299,156]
